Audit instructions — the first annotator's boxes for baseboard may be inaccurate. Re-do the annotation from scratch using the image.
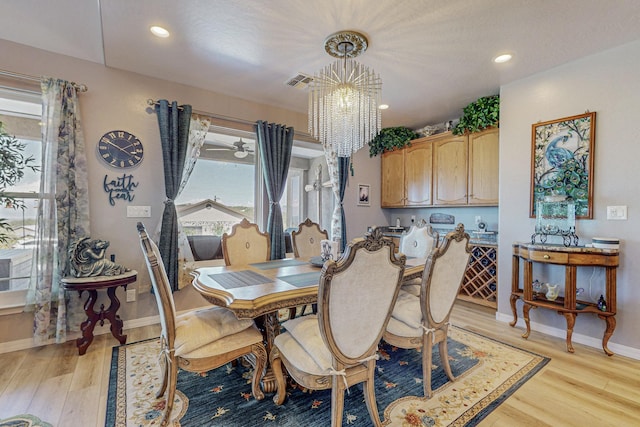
[495,311,640,360]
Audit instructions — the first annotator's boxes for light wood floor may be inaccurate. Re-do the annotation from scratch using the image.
[1,301,639,426]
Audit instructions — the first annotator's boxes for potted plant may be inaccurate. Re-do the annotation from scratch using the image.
[0,121,39,245]
[368,126,419,157]
[452,95,500,135]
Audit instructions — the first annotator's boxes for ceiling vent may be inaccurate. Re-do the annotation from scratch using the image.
[285,73,313,89]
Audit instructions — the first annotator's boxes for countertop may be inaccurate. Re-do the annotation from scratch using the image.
[376,226,498,246]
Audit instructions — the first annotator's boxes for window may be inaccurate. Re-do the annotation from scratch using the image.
[176,127,320,243]
[0,89,41,312]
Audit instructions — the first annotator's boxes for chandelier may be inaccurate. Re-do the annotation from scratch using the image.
[308,31,382,157]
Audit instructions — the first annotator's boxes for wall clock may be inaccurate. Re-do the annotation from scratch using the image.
[97,130,144,168]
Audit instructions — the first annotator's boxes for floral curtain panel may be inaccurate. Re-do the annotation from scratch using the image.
[25,78,89,344]
[323,146,348,250]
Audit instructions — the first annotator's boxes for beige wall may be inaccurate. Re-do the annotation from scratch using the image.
[498,40,640,357]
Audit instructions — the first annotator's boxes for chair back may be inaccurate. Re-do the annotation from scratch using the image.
[423,223,471,326]
[291,218,329,258]
[222,218,271,266]
[137,222,177,350]
[318,229,405,366]
[399,224,439,258]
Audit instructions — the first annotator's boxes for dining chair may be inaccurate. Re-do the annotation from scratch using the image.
[291,218,329,259]
[136,222,266,427]
[398,221,439,297]
[270,229,406,427]
[383,223,470,398]
[222,218,270,266]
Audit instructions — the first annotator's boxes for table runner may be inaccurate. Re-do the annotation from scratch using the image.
[207,270,272,289]
[250,259,308,270]
[277,271,321,287]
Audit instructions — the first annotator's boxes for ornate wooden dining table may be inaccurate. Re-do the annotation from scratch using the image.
[191,256,426,392]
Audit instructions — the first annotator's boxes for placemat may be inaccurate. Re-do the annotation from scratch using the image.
[207,270,272,289]
[250,259,307,270]
[277,271,321,287]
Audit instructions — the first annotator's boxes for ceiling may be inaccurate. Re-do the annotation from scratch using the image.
[2,0,640,130]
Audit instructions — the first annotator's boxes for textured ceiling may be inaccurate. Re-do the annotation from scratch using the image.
[2,0,640,129]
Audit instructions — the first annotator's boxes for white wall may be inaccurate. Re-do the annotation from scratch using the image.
[498,40,640,356]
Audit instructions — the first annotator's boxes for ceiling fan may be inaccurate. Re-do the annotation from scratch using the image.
[206,138,255,158]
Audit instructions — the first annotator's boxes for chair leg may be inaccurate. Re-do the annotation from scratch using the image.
[156,355,168,398]
[250,343,266,401]
[422,334,434,398]
[270,348,287,405]
[362,364,382,427]
[330,377,345,427]
[440,336,455,382]
[160,361,178,427]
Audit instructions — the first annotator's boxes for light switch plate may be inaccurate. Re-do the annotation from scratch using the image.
[127,206,151,218]
[606,205,627,220]
[126,289,136,302]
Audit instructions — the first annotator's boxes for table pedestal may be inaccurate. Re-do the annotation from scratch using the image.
[62,271,137,355]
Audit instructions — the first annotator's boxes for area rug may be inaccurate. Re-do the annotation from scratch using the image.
[106,326,548,426]
[0,414,53,427]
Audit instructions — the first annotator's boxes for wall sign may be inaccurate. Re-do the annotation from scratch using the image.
[103,174,139,206]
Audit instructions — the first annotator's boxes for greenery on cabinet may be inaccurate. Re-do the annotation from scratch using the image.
[369,126,419,157]
[0,121,39,244]
[452,95,500,135]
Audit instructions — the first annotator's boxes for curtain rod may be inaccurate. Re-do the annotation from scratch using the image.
[0,68,88,92]
[146,98,316,141]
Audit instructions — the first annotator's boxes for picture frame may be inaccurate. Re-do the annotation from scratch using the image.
[358,184,370,206]
[530,112,596,219]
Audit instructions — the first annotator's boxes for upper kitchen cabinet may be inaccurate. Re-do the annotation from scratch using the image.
[381,148,405,207]
[468,127,499,205]
[381,137,433,207]
[433,133,468,205]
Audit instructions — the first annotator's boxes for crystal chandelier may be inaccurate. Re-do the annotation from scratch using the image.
[308,31,382,157]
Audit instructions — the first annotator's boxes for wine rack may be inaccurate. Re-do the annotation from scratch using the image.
[458,244,497,308]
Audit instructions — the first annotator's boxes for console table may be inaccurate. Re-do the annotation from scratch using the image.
[510,243,619,356]
[62,270,137,355]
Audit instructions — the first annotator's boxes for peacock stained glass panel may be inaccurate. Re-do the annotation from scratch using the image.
[530,112,596,219]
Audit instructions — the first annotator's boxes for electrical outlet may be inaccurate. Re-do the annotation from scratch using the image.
[411,215,416,223]
[126,288,136,302]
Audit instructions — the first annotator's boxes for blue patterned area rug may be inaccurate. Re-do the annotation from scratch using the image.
[0,414,53,427]
[106,326,548,426]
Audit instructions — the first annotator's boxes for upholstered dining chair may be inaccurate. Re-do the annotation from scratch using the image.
[222,218,271,266]
[399,222,439,297]
[137,222,266,427]
[291,218,329,259]
[270,229,406,427]
[383,223,470,398]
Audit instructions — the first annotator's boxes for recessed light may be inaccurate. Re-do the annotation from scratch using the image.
[150,26,170,38]
[378,104,389,110]
[494,54,512,63]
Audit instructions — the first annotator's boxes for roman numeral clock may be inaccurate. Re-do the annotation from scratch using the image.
[98,130,144,168]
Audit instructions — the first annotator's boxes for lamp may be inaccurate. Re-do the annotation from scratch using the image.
[308,31,382,157]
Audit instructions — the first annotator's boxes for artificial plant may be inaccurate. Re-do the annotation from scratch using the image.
[452,95,500,135]
[368,126,419,157]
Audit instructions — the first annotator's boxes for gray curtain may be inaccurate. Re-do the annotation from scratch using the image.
[155,100,192,291]
[337,157,350,253]
[255,121,294,260]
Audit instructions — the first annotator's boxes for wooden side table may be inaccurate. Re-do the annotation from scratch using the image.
[62,270,137,355]
[510,243,619,355]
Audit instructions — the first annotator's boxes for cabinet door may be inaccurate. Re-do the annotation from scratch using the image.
[381,149,405,207]
[405,139,432,206]
[433,133,468,205]
[468,128,499,205]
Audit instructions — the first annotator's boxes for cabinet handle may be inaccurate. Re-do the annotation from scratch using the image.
[543,254,550,259]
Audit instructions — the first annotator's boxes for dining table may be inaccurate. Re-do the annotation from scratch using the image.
[191,255,427,393]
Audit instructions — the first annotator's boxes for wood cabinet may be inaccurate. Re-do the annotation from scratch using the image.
[510,242,619,355]
[381,148,405,207]
[433,133,468,205]
[380,128,498,208]
[381,137,432,207]
[468,127,499,205]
